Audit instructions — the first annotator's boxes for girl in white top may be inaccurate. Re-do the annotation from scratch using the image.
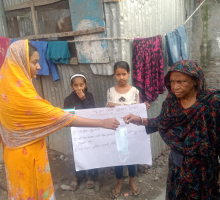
[107,61,141,198]
[107,86,140,106]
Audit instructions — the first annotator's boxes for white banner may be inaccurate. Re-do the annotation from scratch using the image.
[71,103,152,171]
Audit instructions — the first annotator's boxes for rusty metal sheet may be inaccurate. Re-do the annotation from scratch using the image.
[5,1,72,38]
[69,0,109,63]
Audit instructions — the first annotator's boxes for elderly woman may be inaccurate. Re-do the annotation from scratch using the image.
[0,40,119,200]
[124,60,220,199]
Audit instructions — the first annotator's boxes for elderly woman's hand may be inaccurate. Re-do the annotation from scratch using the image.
[145,102,150,110]
[123,114,141,125]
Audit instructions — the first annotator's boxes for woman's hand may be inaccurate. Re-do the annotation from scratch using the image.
[69,116,119,129]
[145,102,150,110]
[76,90,85,100]
[106,102,115,107]
[102,118,120,130]
[123,114,141,125]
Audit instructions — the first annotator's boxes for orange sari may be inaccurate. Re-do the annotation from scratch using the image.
[0,40,75,199]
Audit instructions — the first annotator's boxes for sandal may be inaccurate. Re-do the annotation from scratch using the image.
[128,185,141,196]
[70,181,78,191]
[86,180,95,189]
[110,188,120,199]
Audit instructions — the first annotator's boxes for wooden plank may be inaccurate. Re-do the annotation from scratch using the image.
[5,0,62,11]
[14,27,105,40]
[12,17,20,37]
[69,57,78,65]
[102,0,121,3]
[30,0,39,35]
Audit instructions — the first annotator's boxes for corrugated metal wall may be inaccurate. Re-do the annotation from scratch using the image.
[4,1,71,38]
[34,0,194,158]
[103,0,194,159]
[0,0,195,162]
[3,0,28,7]
[0,3,5,37]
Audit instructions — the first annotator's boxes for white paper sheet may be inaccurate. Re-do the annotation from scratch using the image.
[71,103,152,171]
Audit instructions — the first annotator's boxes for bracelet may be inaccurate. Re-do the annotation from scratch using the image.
[137,116,142,126]
[142,118,144,125]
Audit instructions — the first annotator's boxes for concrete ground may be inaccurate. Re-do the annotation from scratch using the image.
[154,189,166,200]
[0,149,169,200]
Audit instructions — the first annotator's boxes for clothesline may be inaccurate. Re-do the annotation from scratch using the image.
[67,28,191,43]
[184,0,206,25]
[68,0,206,43]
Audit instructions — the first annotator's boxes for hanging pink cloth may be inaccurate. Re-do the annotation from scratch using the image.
[0,36,10,69]
[133,35,166,103]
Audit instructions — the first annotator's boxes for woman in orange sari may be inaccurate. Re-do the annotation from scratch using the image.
[0,40,119,200]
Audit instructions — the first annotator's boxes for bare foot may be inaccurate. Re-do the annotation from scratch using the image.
[70,176,79,191]
[86,176,95,189]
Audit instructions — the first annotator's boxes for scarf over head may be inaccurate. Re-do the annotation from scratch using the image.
[0,40,75,148]
[149,60,220,197]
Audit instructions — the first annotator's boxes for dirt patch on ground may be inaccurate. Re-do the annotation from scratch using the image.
[0,149,169,200]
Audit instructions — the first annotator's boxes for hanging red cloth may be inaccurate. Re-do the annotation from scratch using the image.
[0,36,10,69]
[133,35,166,103]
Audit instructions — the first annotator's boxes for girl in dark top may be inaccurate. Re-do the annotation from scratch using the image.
[64,74,98,191]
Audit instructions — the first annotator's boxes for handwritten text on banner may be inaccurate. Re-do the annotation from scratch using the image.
[71,103,152,171]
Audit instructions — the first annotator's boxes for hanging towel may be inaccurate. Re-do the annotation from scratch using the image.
[0,36,10,69]
[133,35,166,103]
[166,24,188,66]
[46,41,71,64]
[31,41,60,82]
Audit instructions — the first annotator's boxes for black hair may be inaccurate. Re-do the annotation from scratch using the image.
[70,74,88,92]
[114,61,130,74]
[28,42,38,57]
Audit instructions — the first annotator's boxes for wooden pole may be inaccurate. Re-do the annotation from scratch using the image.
[0,0,9,37]
[30,0,39,35]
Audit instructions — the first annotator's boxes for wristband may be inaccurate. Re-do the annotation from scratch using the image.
[137,116,142,126]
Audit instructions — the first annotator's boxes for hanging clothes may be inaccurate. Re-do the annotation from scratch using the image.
[166,24,188,66]
[133,35,166,103]
[47,60,60,82]
[46,41,71,64]
[10,40,60,82]
[0,36,10,69]
[31,41,60,82]
[31,41,50,76]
